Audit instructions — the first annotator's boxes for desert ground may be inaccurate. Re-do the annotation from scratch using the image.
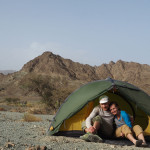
[0,111,150,150]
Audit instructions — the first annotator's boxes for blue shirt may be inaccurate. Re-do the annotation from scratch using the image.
[115,110,132,128]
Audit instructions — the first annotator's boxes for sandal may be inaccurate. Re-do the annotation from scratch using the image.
[142,142,148,147]
[135,140,143,147]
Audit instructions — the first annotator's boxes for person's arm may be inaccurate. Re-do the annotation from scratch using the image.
[121,111,132,128]
[85,107,98,128]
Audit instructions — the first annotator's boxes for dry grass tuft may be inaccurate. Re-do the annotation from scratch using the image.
[0,107,6,111]
[22,113,42,122]
[27,103,52,114]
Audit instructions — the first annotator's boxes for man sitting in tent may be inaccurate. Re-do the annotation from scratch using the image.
[80,95,114,142]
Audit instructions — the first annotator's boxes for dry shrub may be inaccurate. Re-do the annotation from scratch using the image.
[28,107,45,114]
[5,97,20,104]
[0,107,6,111]
[22,113,42,122]
[26,102,33,107]
[27,103,51,114]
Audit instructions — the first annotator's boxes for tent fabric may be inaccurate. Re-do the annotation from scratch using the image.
[48,78,150,136]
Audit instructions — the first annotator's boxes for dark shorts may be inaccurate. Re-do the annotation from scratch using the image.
[82,115,113,138]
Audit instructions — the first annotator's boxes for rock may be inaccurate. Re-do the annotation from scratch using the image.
[26,146,36,150]
[110,145,116,148]
[36,145,40,150]
[26,145,47,150]
[5,142,15,148]
[40,146,47,150]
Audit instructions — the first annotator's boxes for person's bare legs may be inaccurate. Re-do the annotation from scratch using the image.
[126,133,142,146]
[93,121,100,132]
[126,133,136,144]
[85,121,100,134]
[137,133,146,143]
[132,125,148,147]
[137,133,148,146]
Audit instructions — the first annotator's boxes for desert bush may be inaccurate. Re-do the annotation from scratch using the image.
[51,87,72,109]
[22,74,57,109]
[0,107,6,111]
[19,101,27,107]
[22,113,42,122]
[5,97,20,104]
[26,102,33,107]
[0,87,5,91]
[21,74,76,113]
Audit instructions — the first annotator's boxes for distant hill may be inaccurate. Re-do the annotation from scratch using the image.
[0,70,16,75]
[20,51,150,94]
[0,51,150,113]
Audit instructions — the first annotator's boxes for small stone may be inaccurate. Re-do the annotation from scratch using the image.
[7,138,10,142]
[0,147,4,150]
[27,146,36,150]
[5,142,15,148]
[36,145,40,150]
[110,145,116,148]
[40,146,47,150]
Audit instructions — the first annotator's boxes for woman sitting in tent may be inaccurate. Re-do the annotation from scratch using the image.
[109,101,148,147]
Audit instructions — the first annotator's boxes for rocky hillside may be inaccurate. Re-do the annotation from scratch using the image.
[20,51,150,94]
[0,51,150,112]
[21,51,98,81]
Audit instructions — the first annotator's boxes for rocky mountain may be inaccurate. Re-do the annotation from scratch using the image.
[21,51,98,81]
[20,51,150,94]
[0,51,150,107]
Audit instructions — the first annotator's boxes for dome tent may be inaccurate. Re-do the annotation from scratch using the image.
[48,78,150,137]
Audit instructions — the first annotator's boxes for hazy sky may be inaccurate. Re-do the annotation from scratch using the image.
[0,0,150,70]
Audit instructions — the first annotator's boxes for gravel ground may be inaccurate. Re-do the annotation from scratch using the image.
[0,111,150,150]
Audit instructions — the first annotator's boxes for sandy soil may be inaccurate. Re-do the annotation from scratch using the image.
[0,111,150,150]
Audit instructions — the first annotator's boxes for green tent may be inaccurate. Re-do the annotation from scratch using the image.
[48,78,150,137]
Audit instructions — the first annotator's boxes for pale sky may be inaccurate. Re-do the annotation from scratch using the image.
[0,0,150,70]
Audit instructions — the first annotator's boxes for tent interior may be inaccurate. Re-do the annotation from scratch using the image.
[58,91,150,137]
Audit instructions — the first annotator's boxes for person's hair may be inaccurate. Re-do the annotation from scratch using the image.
[109,101,121,110]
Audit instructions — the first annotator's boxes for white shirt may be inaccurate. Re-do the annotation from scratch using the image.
[86,106,114,128]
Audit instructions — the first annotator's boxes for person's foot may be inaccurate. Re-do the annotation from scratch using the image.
[80,133,91,142]
[135,140,143,147]
[80,133,103,143]
[141,142,148,147]
[88,134,103,143]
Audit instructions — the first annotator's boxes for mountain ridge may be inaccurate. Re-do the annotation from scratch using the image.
[0,51,150,111]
